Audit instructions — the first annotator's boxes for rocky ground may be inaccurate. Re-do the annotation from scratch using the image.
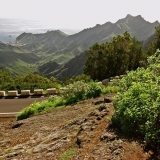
[0,94,159,160]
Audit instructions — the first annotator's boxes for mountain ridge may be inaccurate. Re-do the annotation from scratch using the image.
[0,14,159,78]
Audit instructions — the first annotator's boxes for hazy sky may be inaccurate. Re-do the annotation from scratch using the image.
[0,0,159,30]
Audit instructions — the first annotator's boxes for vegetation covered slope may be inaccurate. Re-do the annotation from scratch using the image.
[51,52,87,80]
[0,15,159,78]
[16,15,159,77]
[16,15,158,59]
[1,94,155,159]
[0,42,40,75]
[112,49,160,144]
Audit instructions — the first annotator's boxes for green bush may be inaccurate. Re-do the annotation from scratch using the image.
[62,74,92,85]
[17,79,121,120]
[74,74,92,83]
[17,81,106,120]
[112,50,160,143]
[17,97,64,120]
[102,86,120,94]
[61,81,103,101]
[85,82,102,98]
[14,73,61,92]
[60,81,88,99]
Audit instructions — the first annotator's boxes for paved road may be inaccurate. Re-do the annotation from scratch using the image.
[0,97,48,113]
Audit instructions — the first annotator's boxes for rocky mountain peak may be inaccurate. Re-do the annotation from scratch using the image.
[116,14,145,24]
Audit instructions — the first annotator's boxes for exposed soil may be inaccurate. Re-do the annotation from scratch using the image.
[0,94,159,160]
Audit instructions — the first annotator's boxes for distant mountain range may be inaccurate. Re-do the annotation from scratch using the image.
[0,14,159,79]
[0,18,80,42]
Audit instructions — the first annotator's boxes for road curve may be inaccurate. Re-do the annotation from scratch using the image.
[0,97,48,114]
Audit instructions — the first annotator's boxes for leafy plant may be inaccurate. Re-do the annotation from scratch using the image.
[17,97,64,120]
[17,77,121,120]
[112,50,160,143]
[85,82,102,98]
[61,81,103,102]
[17,81,106,120]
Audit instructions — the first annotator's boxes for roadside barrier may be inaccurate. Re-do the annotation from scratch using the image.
[0,91,5,97]
[34,89,43,95]
[21,90,31,96]
[8,91,18,96]
[0,88,58,99]
[47,88,57,95]
[0,75,127,99]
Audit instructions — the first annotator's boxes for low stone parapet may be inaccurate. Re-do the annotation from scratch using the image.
[47,88,57,95]
[8,90,18,96]
[34,89,43,95]
[21,90,31,96]
[0,91,5,97]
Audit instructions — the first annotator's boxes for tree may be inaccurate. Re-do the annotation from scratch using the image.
[0,69,13,83]
[145,25,160,56]
[84,32,143,80]
[84,43,106,80]
[112,50,160,143]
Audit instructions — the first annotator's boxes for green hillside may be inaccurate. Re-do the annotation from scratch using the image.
[0,14,159,78]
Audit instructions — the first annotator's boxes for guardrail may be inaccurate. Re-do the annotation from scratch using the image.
[0,88,58,99]
[0,75,127,98]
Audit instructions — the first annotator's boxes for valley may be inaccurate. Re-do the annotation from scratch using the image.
[0,14,159,79]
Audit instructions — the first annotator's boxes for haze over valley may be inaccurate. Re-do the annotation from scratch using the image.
[0,18,80,42]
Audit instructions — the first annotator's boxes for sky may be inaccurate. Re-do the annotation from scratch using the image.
[0,0,159,31]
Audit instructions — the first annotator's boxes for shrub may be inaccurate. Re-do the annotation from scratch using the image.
[102,86,120,94]
[17,97,64,120]
[85,82,102,98]
[17,79,120,120]
[112,50,160,143]
[17,81,106,120]
[61,81,104,102]
[60,81,88,99]
[74,74,92,83]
